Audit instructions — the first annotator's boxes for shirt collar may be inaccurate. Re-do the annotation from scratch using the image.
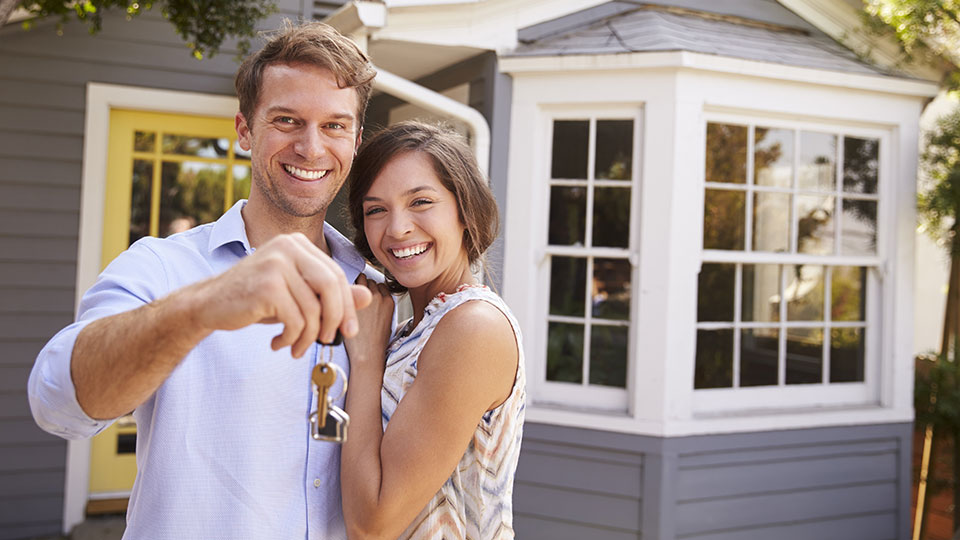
[207,199,366,282]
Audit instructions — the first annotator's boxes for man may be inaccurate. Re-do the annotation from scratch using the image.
[29,22,377,539]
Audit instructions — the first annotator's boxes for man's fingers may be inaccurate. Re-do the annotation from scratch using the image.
[283,266,321,358]
[270,290,305,352]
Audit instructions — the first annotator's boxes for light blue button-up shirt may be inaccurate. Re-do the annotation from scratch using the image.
[29,201,371,540]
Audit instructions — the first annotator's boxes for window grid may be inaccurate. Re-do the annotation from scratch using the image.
[546,116,634,389]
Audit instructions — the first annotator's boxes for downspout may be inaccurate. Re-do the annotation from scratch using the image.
[372,67,492,178]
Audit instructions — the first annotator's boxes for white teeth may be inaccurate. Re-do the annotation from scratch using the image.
[284,165,328,180]
[392,244,429,259]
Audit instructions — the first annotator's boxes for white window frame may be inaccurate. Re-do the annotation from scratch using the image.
[528,104,644,413]
[694,111,892,414]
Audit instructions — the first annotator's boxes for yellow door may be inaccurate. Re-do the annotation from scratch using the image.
[87,109,252,506]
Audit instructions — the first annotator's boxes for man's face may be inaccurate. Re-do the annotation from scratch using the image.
[236,63,362,219]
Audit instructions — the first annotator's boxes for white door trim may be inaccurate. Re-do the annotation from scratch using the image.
[66,83,238,533]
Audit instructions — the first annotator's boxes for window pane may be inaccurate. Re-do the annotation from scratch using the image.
[797,195,834,255]
[590,325,628,387]
[742,264,780,323]
[753,192,790,252]
[595,120,633,180]
[705,123,747,184]
[741,328,779,387]
[843,136,878,194]
[786,264,824,321]
[593,187,630,247]
[703,189,745,250]
[547,322,583,383]
[798,131,836,191]
[549,186,586,245]
[786,327,823,384]
[550,257,586,317]
[593,258,631,320]
[162,134,230,158]
[831,266,866,322]
[159,161,226,237]
[129,159,152,245]
[695,329,733,388]
[698,263,735,322]
[134,131,155,152]
[831,328,865,382]
[232,164,251,204]
[841,199,877,256]
[551,120,589,179]
[754,127,793,188]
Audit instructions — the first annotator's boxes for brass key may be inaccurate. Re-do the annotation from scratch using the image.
[311,363,336,429]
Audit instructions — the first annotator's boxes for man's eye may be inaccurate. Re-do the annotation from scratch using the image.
[326,123,345,130]
[276,117,296,125]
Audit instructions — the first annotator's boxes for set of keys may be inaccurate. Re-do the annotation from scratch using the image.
[310,332,349,443]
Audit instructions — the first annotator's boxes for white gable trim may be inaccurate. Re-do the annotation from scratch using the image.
[499,51,940,97]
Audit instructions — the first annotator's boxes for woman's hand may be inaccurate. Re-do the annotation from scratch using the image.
[344,273,394,370]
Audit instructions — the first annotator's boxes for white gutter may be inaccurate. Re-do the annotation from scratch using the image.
[372,67,492,177]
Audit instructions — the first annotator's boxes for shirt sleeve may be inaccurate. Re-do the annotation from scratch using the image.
[28,239,169,440]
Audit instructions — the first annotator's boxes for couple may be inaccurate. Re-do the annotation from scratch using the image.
[28,21,524,540]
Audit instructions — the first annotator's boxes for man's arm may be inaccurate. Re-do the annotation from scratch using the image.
[32,232,371,426]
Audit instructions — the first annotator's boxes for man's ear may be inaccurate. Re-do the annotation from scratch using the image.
[354,127,363,156]
[236,112,252,151]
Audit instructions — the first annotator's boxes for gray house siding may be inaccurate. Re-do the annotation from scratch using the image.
[0,3,305,537]
[514,422,910,540]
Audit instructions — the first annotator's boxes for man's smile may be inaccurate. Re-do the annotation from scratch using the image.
[283,164,329,181]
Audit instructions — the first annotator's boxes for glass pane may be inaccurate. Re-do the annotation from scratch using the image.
[134,131,155,152]
[698,263,735,322]
[705,123,747,184]
[595,120,633,180]
[234,139,251,159]
[695,329,733,389]
[840,199,877,256]
[162,134,230,158]
[741,328,779,387]
[754,127,793,188]
[796,195,835,255]
[232,164,251,204]
[590,325,628,387]
[831,328,865,383]
[593,258,631,320]
[798,131,836,191]
[550,257,586,317]
[593,187,630,248]
[742,264,780,323]
[551,120,589,179]
[786,328,823,384]
[703,189,745,250]
[786,264,824,321]
[752,192,790,252]
[159,161,226,237]
[843,136,878,194]
[547,322,583,383]
[549,186,586,246]
[129,159,152,245]
[831,266,866,322]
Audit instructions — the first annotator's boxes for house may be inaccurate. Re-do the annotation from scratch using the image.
[0,0,948,538]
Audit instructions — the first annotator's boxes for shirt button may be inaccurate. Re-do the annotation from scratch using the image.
[314,479,322,488]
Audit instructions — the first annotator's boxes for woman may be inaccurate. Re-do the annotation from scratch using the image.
[341,121,525,540]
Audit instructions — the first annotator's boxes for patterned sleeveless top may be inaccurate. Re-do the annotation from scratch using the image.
[381,284,526,540]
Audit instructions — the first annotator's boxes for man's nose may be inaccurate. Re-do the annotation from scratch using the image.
[294,128,328,162]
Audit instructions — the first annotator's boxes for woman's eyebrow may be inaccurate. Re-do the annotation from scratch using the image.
[363,186,439,202]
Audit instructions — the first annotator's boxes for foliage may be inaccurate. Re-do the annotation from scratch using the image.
[18,0,276,59]
[919,106,960,254]
[861,0,960,89]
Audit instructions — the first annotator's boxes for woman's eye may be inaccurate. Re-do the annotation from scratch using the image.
[364,207,384,216]
[412,198,432,207]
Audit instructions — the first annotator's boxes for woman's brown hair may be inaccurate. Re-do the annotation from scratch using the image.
[348,121,499,292]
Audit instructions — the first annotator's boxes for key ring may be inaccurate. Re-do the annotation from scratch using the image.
[315,361,348,403]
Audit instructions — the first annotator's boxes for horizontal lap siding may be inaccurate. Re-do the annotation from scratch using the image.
[0,2,303,537]
[674,434,904,539]
[514,426,644,538]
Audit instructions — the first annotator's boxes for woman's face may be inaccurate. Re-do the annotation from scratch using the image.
[361,151,469,292]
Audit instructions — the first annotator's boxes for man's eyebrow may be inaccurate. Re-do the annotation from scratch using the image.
[262,106,356,121]
[363,186,439,202]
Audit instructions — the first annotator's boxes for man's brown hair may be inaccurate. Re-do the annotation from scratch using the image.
[348,121,499,293]
[235,20,376,127]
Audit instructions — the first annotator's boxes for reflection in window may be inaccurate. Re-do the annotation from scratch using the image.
[698,263,735,322]
[695,329,733,389]
[129,160,152,246]
[798,131,836,191]
[796,195,834,255]
[703,189,745,250]
[590,326,628,387]
[593,187,630,248]
[551,120,589,179]
[752,192,790,252]
[595,120,633,180]
[786,328,823,384]
[831,266,866,322]
[741,328,778,387]
[593,258,631,320]
[841,199,877,256]
[742,264,780,323]
[785,264,824,321]
[547,322,583,383]
[705,123,747,184]
[754,127,793,188]
[550,257,586,316]
[843,137,878,194]
[162,134,230,158]
[549,186,586,246]
[831,328,865,382]
[159,162,226,237]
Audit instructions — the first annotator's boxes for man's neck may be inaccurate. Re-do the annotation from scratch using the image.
[241,200,330,255]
